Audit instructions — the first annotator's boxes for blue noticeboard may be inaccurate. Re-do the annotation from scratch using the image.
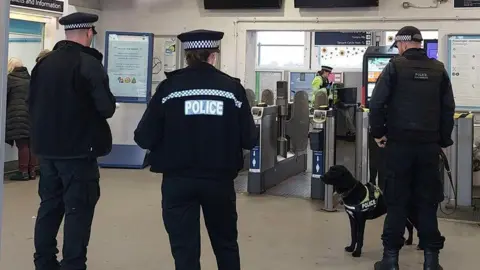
[104,31,154,103]
[311,151,324,178]
[99,31,154,169]
[249,146,261,173]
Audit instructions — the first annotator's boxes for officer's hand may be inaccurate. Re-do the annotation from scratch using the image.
[375,136,387,148]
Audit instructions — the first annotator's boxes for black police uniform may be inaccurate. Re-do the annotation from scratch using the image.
[370,27,455,270]
[134,30,257,270]
[29,12,116,270]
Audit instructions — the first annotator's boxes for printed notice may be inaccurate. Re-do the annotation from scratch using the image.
[107,34,149,99]
[449,36,480,107]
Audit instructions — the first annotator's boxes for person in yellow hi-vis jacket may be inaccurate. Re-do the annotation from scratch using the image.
[311,65,333,107]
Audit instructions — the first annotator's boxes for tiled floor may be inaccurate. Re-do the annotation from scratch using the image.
[1,168,479,269]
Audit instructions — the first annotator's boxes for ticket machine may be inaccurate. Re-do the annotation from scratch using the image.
[362,46,398,107]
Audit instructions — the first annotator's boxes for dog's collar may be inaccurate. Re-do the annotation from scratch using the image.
[339,182,359,198]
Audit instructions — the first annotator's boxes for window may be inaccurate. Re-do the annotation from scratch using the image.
[256,31,307,68]
[385,30,438,47]
[8,19,44,72]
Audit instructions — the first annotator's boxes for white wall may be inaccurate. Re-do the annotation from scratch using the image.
[99,0,480,85]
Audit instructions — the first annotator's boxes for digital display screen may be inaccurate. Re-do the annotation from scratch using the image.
[204,0,282,9]
[295,0,379,8]
[425,41,438,59]
[366,57,390,100]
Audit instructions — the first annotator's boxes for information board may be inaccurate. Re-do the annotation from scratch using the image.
[448,35,480,109]
[105,32,154,103]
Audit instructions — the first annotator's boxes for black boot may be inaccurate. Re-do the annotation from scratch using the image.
[424,249,443,270]
[374,249,399,270]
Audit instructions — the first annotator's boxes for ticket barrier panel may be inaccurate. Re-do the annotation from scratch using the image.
[242,89,258,171]
[310,109,336,211]
[248,83,309,194]
[355,108,370,185]
[444,113,474,208]
[355,110,475,208]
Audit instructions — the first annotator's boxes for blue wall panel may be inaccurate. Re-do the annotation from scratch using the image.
[9,19,43,36]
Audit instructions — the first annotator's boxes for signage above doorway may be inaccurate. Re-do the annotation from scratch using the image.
[454,0,480,8]
[10,0,64,14]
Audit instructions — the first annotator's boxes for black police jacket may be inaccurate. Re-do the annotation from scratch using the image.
[134,62,257,180]
[29,40,116,158]
[369,48,455,147]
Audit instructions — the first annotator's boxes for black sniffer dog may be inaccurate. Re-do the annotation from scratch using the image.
[321,165,419,257]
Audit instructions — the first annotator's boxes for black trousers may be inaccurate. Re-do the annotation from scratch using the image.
[382,142,445,251]
[162,176,240,270]
[368,133,386,191]
[34,158,100,270]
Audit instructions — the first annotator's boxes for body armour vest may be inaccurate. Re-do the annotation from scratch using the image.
[387,56,445,135]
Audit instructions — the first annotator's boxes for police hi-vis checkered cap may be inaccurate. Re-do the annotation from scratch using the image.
[59,12,98,34]
[391,26,423,48]
[178,30,224,51]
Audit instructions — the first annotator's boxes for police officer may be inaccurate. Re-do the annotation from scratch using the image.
[134,30,257,270]
[311,65,333,106]
[370,26,455,270]
[29,12,116,270]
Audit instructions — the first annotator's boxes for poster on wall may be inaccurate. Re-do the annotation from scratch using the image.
[164,38,177,72]
[105,32,154,102]
[152,37,177,84]
[10,0,64,14]
[448,35,480,109]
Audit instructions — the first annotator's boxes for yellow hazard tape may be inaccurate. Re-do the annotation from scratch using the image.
[454,112,473,119]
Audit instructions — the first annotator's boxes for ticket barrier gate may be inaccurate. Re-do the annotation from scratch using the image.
[310,109,336,211]
[248,82,310,194]
[355,109,475,208]
[241,89,258,171]
[444,113,474,208]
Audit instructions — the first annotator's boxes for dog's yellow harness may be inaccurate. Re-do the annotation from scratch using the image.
[343,183,382,214]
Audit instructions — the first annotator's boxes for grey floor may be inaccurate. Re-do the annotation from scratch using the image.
[2,168,480,270]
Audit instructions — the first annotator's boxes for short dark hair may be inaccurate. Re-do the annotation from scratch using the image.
[185,49,217,66]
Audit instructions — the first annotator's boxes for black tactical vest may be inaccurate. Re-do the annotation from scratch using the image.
[387,56,445,135]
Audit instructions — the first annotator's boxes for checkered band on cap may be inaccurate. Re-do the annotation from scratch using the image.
[64,23,94,30]
[162,89,242,108]
[395,35,412,42]
[182,40,221,50]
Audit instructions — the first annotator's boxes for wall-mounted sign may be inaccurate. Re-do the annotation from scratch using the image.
[454,0,480,8]
[10,0,65,14]
[315,32,372,46]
